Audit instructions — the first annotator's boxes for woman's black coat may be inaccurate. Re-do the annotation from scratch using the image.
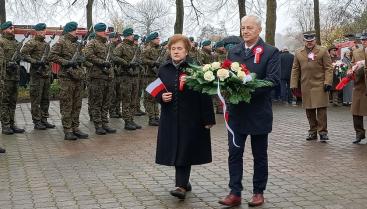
[154,58,216,166]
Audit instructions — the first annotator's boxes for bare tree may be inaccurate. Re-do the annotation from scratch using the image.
[0,0,5,23]
[86,0,94,29]
[265,0,277,46]
[175,0,184,33]
[313,0,321,44]
[238,0,246,20]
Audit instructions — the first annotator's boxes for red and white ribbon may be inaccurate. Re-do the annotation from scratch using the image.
[217,79,240,148]
[179,73,186,91]
[253,46,264,64]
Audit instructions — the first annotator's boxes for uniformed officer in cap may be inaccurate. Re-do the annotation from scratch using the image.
[200,40,213,64]
[290,31,333,142]
[0,21,26,135]
[350,34,367,143]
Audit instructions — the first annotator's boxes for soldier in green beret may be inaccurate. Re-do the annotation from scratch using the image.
[188,37,202,65]
[49,21,89,140]
[132,34,147,116]
[21,23,56,130]
[83,22,116,135]
[112,27,142,130]
[108,32,124,118]
[0,21,25,135]
[200,40,213,64]
[142,31,163,126]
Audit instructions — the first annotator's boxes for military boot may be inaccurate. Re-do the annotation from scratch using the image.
[11,125,25,134]
[103,125,116,133]
[0,147,5,153]
[95,127,107,135]
[134,110,146,116]
[149,118,159,126]
[109,112,120,118]
[34,121,47,130]
[73,129,89,139]
[41,119,56,129]
[306,132,317,141]
[64,132,78,140]
[132,121,142,129]
[2,126,14,135]
[124,121,136,130]
[353,134,366,144]
[319,133,329,142]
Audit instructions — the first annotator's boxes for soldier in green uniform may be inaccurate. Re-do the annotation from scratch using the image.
[188,37,202,65]
[200,40,213,64]
[83,23,116,135]
[133,34,146,116]
[0,21,25,135]
[112,27,142,130]
[142,32,161,126]
[49,21,89,140]
[0,44,6,151]
[109,32,123,118]
[21,23,56,130]
[86,32,96,121]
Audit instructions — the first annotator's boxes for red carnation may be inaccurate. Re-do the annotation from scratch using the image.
[241,64,250,75]
[221,59,232,69]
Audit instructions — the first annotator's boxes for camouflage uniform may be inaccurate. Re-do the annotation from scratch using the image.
[112,38,141,129]
[133,43,145,116]
[0,33,23,133]
[142,42,161,124]
[21,34,54,128]
[83,35,115,131]
[200,49,213,64]
[109,42,123,118]
[0,46,4,104]
[49,33,86,134]
[189,47,202,65]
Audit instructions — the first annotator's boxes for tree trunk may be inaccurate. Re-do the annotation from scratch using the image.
[174,0,184,34]
[86,0,94,30]
[238,0,246,20]
[313,0,321,45]
[265,0,277,46]
[0,0,6,23]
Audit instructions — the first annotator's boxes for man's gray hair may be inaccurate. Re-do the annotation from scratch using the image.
[241,15,262,28]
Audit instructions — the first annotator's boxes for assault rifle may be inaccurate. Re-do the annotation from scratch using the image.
[36,33,56,74]
[10,32,30,63]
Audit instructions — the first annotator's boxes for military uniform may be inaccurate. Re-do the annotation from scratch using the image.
[84,25,116,135]
[112,28,141,130]
[189,47,202,65]
[49,22,88,140]
[21,23,55,130]
[291,42,333,141]
[350,45,367,143]
[142,35,162,126]
[109,41,123,118]
[132,35,146,116]
[0,21,25,135]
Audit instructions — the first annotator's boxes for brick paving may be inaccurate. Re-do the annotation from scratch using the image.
[1,100,367,209]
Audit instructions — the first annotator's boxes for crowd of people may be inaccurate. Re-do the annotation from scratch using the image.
[0,14,366,207]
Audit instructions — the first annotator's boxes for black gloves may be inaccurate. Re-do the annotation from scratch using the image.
[101,61,111,68]
[324,84,332,92]
[7,62,18,69]
[64,61,78,68]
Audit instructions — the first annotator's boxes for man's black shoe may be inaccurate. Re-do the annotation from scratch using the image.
[148,118,159,126]
[95,127,107,135]
[124,122,136,130]
[319,134,329,142]
[42,119,56,129]
[2,127,14,135]
[306,133,317,141]
[73,130,89,139]
[132,121,142,129]
[34,121,47,130]
[0,147,5,153]
[353,135,365,144]
[103,126,116,133]
[11,126,25,134]
[64,132,78,140]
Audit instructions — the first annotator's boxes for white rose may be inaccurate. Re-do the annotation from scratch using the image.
[203,71,215,81]
[237,70,246,80]
[233,66,242,72]
[217,68,230,81]
[203,64,211,72]
[231,62,240,70]
[211,62,221,70]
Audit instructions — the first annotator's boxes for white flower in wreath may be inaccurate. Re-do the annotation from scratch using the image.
[217,68,230,81]
[243,74,253,84]
[203,71,215,81]
[230,62,241,71]
[203,64,211,72]
[237,70,246,80]
[211,62,221,70]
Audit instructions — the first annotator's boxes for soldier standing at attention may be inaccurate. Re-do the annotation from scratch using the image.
[86,32,96,121]
[0,21,25,135]
[109,32,123,119]
[188,37,202,65]
[200,40,213,64]
[112,27,142,130]
[0,44,7,152]
[83,23,116,135]
[142,32,161,126]
[133,34,146,116]
[290,31,333,142]
[49,21,89,140]
[21,23,56,130]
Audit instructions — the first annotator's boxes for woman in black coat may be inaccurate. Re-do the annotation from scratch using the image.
[154,34,215,199]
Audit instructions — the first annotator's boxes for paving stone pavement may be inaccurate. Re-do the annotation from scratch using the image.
[1,100,367,209]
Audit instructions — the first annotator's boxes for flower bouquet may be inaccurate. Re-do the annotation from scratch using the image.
[336,60,365,90]
[332,60,349,79]
[184,59,273,104]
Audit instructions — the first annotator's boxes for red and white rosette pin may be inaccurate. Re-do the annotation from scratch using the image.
[253,46,264,64]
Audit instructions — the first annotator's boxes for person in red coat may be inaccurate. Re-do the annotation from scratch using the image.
[153,34,216,200]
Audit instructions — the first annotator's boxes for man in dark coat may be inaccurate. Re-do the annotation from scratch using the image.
[279,47,294,104]
[218,15,280,207]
